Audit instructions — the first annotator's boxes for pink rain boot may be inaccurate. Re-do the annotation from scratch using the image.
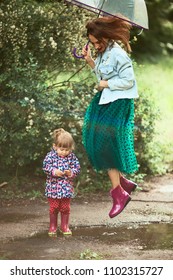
[60,213,72,235]
[109,185,131,218]
[48,213,57,236]
[120,176,137,194]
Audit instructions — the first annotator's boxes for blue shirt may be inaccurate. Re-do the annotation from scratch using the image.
[93,43,138,105]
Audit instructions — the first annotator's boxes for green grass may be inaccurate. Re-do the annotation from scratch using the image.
[135,57,173,141]
[79,249,103,260]
[135,56,173,167]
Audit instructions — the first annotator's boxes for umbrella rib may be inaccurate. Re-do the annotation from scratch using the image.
[98,0,106,16]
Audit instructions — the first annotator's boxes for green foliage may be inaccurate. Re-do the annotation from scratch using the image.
[0,0,172,191]
[133,0,173,58]
[0,187,43,200]
[0,0,88,72]
[134,90,166,175]
[134,58,173,174]
[80,249,102,260]
[0,70,168,185]
[0,57,52,173]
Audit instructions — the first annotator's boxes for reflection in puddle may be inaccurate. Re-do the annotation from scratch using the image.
[73,223,173,250]
[0,223,173,259]
[11,223,173,250]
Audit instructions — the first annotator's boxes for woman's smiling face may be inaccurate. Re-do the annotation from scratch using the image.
[89,34,108,53]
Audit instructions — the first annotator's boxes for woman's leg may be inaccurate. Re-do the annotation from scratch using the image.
[108,168,120,188]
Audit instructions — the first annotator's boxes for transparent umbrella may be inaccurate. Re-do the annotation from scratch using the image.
[65,0,149,58]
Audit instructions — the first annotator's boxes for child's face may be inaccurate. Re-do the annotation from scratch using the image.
[54,145,71,157]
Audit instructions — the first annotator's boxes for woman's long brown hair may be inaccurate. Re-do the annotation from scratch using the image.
[86,16,132,53]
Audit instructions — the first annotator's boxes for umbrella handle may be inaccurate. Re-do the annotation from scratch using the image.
[72,41,89,59]
[72,48,84,59]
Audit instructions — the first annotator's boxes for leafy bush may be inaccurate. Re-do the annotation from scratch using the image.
[0,0,171,190]
[134,89,167,175]
[0,58,53,175]
[0,0,88,72]
[0,65,167,189]
[133,0,173,58]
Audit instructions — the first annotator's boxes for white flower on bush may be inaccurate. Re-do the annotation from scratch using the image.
[29,119,33,126]
[26,119,34,131]
[30,98,35,104]
[49,36,57,49]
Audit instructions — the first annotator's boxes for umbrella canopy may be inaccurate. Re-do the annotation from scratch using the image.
[65,0,149,29]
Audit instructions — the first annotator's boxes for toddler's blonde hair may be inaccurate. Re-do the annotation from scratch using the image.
[52,128,75,150]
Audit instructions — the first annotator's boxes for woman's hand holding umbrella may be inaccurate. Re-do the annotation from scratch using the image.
[82,45,95,68]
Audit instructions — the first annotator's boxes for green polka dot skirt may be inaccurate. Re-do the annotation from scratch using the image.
[82,92,138,174]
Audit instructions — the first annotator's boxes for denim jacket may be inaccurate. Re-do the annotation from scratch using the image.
[93,43,138,105]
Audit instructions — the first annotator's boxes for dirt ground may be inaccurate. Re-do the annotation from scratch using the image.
[0,174,173,260]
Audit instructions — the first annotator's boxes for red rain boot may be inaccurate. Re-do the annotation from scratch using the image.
[109,185,131,218]
[120,176,137,195]
[48,213,57,236]
[60,213,72,235]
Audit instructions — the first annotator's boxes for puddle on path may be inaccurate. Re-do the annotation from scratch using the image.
[73,223,173,250]
[0,223,173,259]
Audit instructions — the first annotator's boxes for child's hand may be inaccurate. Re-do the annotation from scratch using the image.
[64,169,72,177]
[54,169,64,177]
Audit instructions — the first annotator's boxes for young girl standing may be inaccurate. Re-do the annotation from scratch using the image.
[43,128,80,236]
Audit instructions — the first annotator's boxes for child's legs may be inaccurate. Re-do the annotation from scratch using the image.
[48,198,61,214]
[60,198,71,233]
[47,198,60,234]
[59,198,71,214]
